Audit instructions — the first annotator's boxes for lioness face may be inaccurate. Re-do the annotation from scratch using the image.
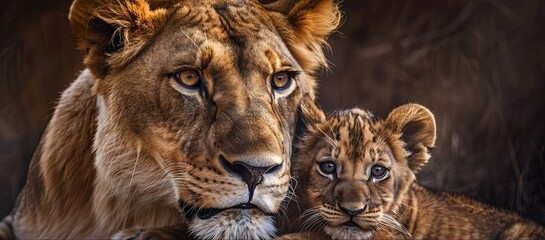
[295,103,435,239]
[79,1,338,239]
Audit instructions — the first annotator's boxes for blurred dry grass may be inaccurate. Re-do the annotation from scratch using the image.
[1,0,544,226]
[0,0,82,215]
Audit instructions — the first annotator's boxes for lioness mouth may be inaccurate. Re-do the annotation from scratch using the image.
[181,202,261,220]
[343,220,359,227]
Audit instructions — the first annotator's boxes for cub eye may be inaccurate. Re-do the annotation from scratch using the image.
[318,161,337,175]
[271,71,293,90]
[370,165,388,180]
[173,69,201,89]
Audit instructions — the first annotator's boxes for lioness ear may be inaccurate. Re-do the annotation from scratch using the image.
[384,104,436,173]
[263,0,341,74]
[69,0,168,78]
[300,94,326,131]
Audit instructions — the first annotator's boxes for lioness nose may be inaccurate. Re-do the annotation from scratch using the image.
[339,204,367,217]
[220,157,282,201]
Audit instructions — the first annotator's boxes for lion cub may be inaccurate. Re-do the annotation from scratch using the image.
[283,100,545,239]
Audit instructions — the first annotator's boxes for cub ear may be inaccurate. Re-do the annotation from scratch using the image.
[262,0,341,74]
[69,0,168,78]
[299,94,326,131]
[384,104,436,173]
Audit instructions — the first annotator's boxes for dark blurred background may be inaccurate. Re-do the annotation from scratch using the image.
[1,0,544,226]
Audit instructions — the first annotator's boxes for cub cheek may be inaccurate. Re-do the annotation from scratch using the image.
[369,186,395,208]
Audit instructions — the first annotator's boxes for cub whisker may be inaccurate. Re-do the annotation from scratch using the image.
[379,214,410,238]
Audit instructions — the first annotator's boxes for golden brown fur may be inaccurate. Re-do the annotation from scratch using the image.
[0,0,340,239]
[282,99,545,239]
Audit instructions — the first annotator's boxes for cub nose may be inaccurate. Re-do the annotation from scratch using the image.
[339,204,367,217]
[220,156,282,201]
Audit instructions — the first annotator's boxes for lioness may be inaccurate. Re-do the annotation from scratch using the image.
[281,100,545,239]
[0,0,340,239]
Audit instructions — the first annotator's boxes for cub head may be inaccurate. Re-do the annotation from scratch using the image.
[68,0,339,239]
[295,100,436,239]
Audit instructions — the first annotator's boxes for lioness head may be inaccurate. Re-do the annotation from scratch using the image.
[295,100,436,239]
[68,0,339,239]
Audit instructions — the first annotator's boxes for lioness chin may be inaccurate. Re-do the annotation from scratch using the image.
[279,100,545,239]
[0,0,340,239]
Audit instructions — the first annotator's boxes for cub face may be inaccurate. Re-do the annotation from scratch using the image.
[294,100,436,239]
[68,0,339,239]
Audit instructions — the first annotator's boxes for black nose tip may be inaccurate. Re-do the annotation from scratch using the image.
[220,156,282,201]
[339,205,367,217]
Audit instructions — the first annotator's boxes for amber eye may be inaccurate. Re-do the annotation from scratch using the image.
[271,71,293,90]
[318,161,337,175]
[370,165,388,180]
[174,69,201,89]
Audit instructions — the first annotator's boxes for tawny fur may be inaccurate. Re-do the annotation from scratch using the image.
[0,0,340,239]
[281,100,545,239]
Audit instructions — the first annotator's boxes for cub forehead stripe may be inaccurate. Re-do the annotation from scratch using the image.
[329,112,382,163]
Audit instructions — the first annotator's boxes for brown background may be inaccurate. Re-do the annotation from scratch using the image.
[1,0,544,226]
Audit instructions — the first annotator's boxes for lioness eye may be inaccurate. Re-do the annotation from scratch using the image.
[271,71,293,90]
[319,161,336,175]
[370,165,388,180]
[174,69,201,89]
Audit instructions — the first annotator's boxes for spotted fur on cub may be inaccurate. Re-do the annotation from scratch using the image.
[281,99,545,239]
